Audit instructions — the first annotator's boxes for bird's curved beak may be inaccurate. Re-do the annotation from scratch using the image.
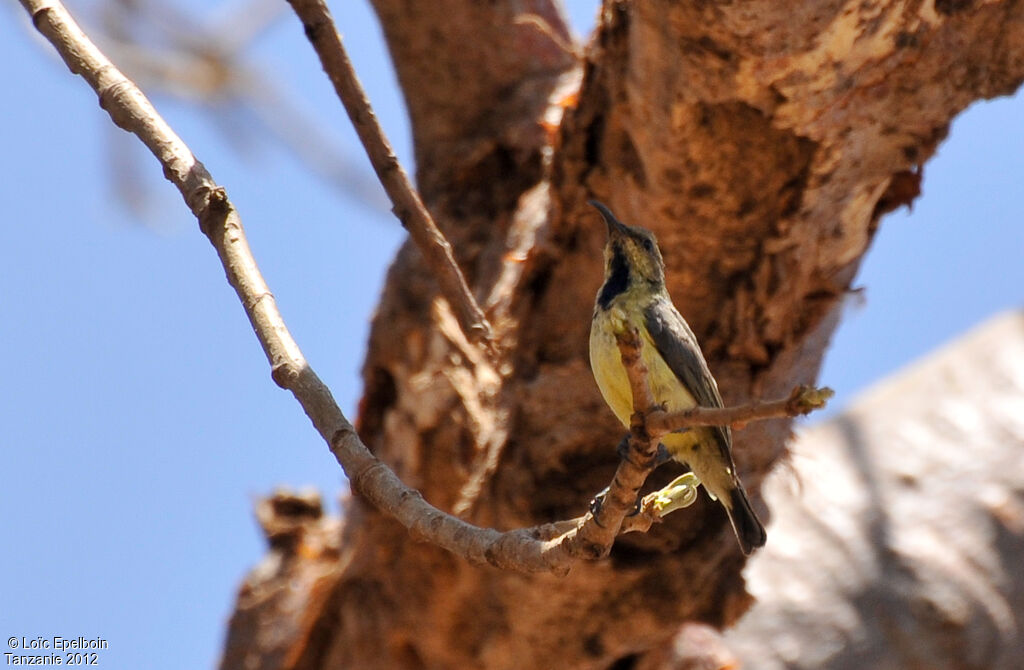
[588,200,629,238]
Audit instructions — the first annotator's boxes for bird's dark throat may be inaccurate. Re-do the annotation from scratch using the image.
[598,244,630,309]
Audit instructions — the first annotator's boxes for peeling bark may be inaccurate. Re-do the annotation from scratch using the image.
[221,1,1024,668]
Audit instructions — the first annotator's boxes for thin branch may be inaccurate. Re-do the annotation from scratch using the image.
[618,326,659,414]
[647,385,834,437]
[285,0,494,347]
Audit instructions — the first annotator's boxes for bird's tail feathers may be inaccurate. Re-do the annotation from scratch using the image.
[726,485,767,556]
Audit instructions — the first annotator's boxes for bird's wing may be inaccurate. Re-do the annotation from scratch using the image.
[643,299,734,461]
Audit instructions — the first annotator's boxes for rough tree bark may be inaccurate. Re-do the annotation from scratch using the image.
[220,1,1024,669]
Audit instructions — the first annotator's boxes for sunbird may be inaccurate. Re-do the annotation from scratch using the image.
[588,200,766,555]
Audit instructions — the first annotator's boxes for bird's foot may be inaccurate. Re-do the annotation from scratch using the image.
[588,487,609,516]
[616,435,670,468]
[615,435,631,461]
[589,486,642,518]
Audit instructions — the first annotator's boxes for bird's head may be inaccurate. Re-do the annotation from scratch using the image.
[589,200,666,289]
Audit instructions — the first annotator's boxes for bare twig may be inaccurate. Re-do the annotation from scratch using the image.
[285,0,494,347]
[647,385,834,436]
[618,326,659,414]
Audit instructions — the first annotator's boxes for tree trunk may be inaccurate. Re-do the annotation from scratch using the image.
[727,311,1024,670]
[220,1,1024,668]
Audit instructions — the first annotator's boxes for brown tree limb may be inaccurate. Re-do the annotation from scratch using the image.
[647,385,834,436]
[285,0,494,347]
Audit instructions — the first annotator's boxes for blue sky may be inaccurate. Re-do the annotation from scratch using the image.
[1,3,1021,668]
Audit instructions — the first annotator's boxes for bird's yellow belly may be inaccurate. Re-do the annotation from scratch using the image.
[589,307,698,428]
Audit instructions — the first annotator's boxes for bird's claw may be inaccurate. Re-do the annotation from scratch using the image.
[589,486,642,517]
[615,435,631,461]
[616,435,671,469]
[589,486,610,516]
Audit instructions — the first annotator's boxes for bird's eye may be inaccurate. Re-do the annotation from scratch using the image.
[642,238,654,252]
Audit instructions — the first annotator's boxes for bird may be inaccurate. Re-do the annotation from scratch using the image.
[587,199,766,555]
